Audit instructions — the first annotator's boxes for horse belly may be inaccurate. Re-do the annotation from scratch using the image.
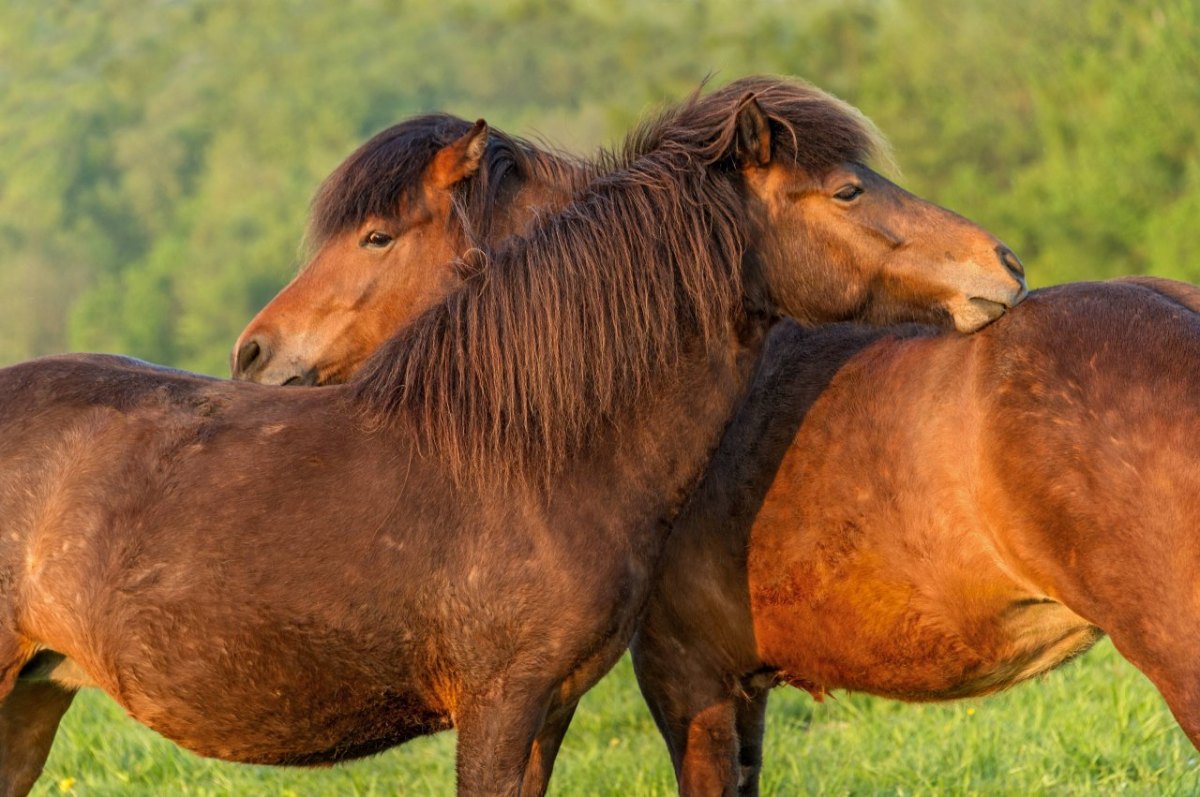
[753,567,1102,701]
[111,645,453,766]
[177,691,451,767]
[26,538,460,766]
[942,599,1104,699]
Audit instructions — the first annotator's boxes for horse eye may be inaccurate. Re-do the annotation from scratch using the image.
[833,184,864,202]
[362,231,394,249]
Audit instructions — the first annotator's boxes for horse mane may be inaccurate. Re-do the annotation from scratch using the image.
[350,77,886,487]
[306,113,590,252]
[619,75,889,175]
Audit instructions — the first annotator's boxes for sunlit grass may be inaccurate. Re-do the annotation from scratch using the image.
[35,640,1198,795]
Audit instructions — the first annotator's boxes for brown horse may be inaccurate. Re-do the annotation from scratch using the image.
[232,102,1200,794]
[0,77,1024,797]
[629,276,1200,795]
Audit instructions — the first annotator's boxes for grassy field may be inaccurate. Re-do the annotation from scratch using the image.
[33,640,1198,796]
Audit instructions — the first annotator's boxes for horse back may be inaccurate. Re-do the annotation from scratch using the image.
[978,280,1200,627]
[0,353,228,550]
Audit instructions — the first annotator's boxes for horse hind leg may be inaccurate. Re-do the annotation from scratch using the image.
[1157,680,1200,749]
[454,678,560,797]
[632,624,752,796]
[654,681,772,797]
[1081,573,1200,749]
[634,660,742,796]
[733,686,770,797]
[1103,619,1200,749]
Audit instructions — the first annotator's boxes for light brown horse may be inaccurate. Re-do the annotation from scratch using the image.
[0,77,1024,797]
[233,113,588,385]
[629,276,1200,795]
[233,100,1200,794]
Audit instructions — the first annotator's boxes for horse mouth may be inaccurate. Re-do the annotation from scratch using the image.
[971,296,1009,316]
[959,278,1029,332]
[954,296,1013,332]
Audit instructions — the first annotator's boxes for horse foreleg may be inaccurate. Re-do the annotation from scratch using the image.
[518,697,578,797]
[0,680,76,797]
[454,681,554,797]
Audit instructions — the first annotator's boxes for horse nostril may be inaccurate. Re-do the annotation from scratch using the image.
[233,337,267,379]
[997,245,1025,279]
[281,368,320,387]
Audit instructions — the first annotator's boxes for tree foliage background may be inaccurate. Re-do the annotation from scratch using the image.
[2,0,1198,374]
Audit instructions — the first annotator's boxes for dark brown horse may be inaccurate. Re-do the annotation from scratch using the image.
[232,100,1200,794]
[629,276,1200,795]
[0,77,1024,797]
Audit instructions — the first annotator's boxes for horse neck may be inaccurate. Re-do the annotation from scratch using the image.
[547,320,768,539]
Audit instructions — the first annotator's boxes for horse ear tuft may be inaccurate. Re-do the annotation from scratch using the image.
[464,119,488,164]
[428,120,490,190]
[734,95,771,169]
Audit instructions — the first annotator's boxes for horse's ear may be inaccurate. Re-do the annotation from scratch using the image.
[428,119,489,190]
[734,95,771,169]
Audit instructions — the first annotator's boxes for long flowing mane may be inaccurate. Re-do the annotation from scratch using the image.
[306,113,590,251]
[349,77,886,487]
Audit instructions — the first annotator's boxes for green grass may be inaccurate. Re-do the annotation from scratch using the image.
[34,640,1199,796]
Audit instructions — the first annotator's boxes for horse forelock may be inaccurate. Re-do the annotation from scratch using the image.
[731,75,891,173]
[305,113,586,253]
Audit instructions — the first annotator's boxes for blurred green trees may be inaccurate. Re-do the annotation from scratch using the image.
[2,0,1198,373]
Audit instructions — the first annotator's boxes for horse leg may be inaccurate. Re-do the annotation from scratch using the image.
[0,679,76,797]
[1058,554,1200,747]
[634,658,741,797]
[0,634,77,797]
[733,687,769,797]
[1095,606,1200,748]
[664,676,779,797]
[1150,670,1200,747]
[677,696,742,797]
[632,624,750,796]
[454,682,554,797]
[518,698,578,797]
